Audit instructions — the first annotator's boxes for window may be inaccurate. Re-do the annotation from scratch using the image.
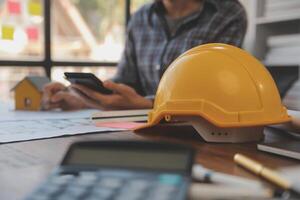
[0,0,44,60]
[131,0,152,13]
[52,0,125,62]
[0,0,150,101]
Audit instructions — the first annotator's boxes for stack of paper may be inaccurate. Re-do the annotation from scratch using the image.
[283,80,300,110]
[264,0,300,18]
[91,109,150,123]
[265,34,300,66]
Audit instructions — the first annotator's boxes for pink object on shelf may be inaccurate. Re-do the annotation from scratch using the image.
[95,122,146,130]
[7,0,21,14]
[26,26,39,41]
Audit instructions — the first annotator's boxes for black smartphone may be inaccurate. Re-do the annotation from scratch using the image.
[64,72,113,94]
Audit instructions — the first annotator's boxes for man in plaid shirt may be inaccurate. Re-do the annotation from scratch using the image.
[43,0,247,110]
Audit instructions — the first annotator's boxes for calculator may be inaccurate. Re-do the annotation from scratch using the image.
[25,141,195,200]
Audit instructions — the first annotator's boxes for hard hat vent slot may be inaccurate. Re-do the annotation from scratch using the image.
[211,132,229,136]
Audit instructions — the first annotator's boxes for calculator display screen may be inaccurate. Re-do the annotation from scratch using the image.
[64,147,190,171]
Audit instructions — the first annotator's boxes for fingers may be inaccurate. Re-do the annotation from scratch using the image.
[50,90,73,103]
[41,82,108,110]
[71,82,141,110]
[42,102,61,110]
[47,90,86,110]
[41,90,70,110]
[71,84,108,101]
[42,82,66,110]
[71,84,122,109]
[103,81,136,97]
[81,98,105,110]
[43,82,66,96]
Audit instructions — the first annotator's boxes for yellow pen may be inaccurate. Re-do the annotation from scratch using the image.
[234,154,291,190]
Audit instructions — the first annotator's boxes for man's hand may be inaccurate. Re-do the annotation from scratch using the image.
[41,82,92,110]
[71,81,153,110]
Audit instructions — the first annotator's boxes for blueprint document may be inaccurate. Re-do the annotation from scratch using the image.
[0,103,124,143]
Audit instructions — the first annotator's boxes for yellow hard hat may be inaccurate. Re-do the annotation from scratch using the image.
[136,43,291,142]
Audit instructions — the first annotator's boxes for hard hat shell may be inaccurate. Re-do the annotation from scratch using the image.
[138,43,290,129]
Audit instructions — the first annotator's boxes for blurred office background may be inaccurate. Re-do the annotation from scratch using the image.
[1,0,300,109]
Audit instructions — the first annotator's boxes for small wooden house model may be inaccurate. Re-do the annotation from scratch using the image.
[12,76,50,110]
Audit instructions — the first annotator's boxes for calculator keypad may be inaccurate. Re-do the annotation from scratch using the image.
[26,170,188,200]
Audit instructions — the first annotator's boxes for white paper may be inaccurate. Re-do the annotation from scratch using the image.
[0,102,124,143]
[0,118,124,143]
[0,109,101,121]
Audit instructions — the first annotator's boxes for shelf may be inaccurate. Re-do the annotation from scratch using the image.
[242,0,300,68]
[263,60,300,67]
[256,13,300,24]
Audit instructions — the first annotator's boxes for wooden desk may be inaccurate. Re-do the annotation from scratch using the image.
[0,126,299,200]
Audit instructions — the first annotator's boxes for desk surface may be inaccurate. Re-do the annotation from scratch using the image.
[0,126,299,200]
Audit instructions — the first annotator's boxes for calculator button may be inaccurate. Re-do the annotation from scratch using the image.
[79,172,98,181]
[114,191,141,200]
[114,195,140,200]
[149,193,172,200]
[50,175,74,186]
[156,185,176,193]
[63,186,87,198]
[98,177,123,189]
[158,174,182,185]
[127,179,150,190]
[97,170,134,179]
[73,179,95,188]
[72,181,93,188]
[84,197,105,200]
[89,187,114,199]
[55,194,76,200]
[38,185,61,196]
[148,186,178,200]
[147,183,179,200]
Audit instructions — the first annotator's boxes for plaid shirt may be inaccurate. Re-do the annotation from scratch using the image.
[113,0,247,96]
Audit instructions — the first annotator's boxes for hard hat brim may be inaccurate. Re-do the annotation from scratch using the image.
[134,111,291,132]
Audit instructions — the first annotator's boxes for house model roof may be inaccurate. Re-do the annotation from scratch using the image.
[12,76,50,92]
